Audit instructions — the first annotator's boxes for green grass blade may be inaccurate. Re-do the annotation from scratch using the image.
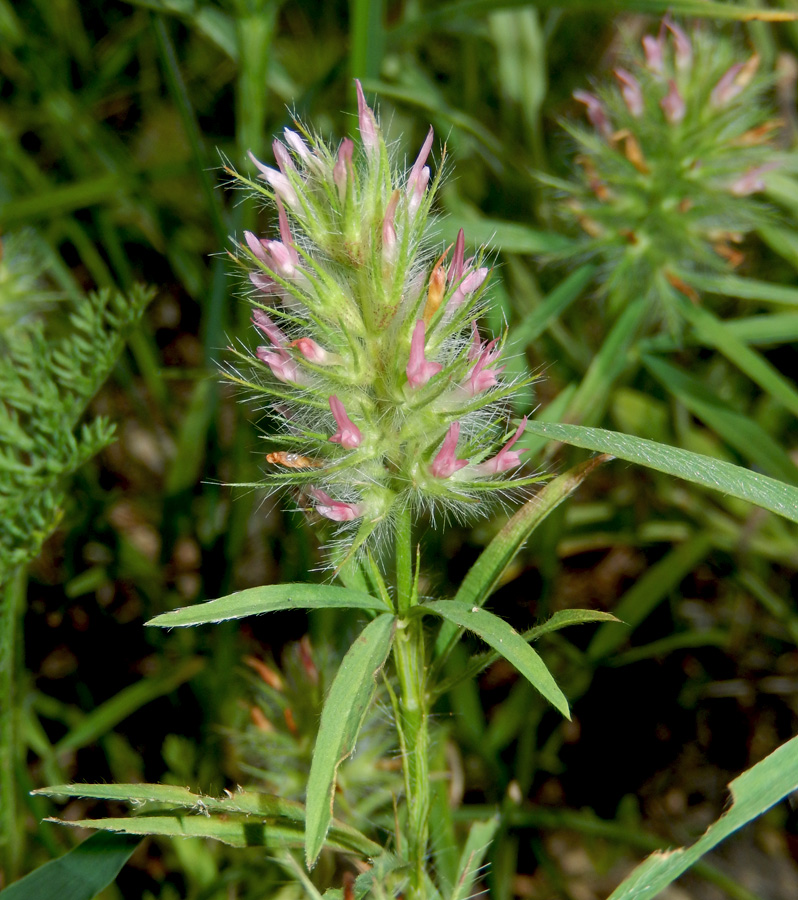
[644,354,798,485]
[509,264,595,349]
[685,272,798,306]
[305,614,395,867]
[0,832,140,900]
[147,583,390,628]
[607,734,798,900]
[423,601,570,718]
[523,421,798,523]
[682,304,798,417]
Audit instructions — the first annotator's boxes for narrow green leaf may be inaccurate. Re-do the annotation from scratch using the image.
[33,784,381,858]
[451,816,500,900]
[523,420,798,525]
[434,609,620,700]
[305,614,395,867]
[644,354,798,485]
[682,304,798,418]
[0,832,139,900]
[147,583,389,628]
[509,265,595,349]
[423,601,570,718]
[685,272,798,307]
[607,733,798,900]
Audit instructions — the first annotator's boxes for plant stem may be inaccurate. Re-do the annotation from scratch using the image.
[393,507,430,899]
[0,566,26,881]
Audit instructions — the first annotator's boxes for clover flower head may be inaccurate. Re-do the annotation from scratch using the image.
[551,19,781,334]
[225,83,542,555]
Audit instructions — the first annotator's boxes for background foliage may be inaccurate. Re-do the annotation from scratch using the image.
[2,1,798,898]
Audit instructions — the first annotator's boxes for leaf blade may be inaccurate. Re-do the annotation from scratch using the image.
[147,583,389,628]
[305,614,395,867]
[424,601,569,718]
[523,421,798,524]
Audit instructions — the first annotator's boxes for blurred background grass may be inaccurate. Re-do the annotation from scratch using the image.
[2,1,798,898]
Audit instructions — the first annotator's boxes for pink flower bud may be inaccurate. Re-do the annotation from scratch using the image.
[249,151,299,208]
[467,337,505,396]
[272,139,295,175]
[430,422,469,479]
[333,138,354,201]
[244,230,270,263]
[283,128,311,161]
[257,347,301,384]
[276,198,299,264]
[328,395,363,449]
[474,417,528,475]
[252,309,288,347]
[665,19,692,71]
[660,80,685,124]
[729,162,778,196]
[452,267,489,308]
[710,56,759,108]
[573,90,613,140]
[449,228,465,284]
[355,80,379,158]
[406,320,443,389]
[292,337,328,363]
[614,68,644,117]
[309,488,363,522]
[407,126,434,216]
[642,34,665,74]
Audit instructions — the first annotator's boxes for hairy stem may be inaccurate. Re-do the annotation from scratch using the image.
[393,508,430,898]
[0,566,26,881]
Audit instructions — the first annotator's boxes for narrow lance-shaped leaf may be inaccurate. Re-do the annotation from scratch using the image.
[434,455,609,661]
[33,783,381,858]
[423,600,569,719]
[147,582,390,629]
[433,609,620,700]
[523,421,798,525]
[305,613,395,867]
[608,733,798,900]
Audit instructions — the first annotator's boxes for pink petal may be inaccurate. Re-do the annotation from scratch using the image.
[642,34,664,74]
[276,198,299,264]
[665,19,692,70]
[660,80,685,124]
[334,138,354,200]
[430,422,469,479]
[452,267,489,308]
[614,68,644,117]
[257,347,300,383]
[406,320,443,388]
[710,62,745,108]
[292,337,328,363]
[272,139,295,175]
[474,417,528,475]
[310,488,362,522]
[573,90,612,139]
[449,228,465,284]
[383,190,400,266]
[283,128,311,161]
[355,79,379,157]
[328,395,363,449]
[252,310,288,346]
[407,126,434,214]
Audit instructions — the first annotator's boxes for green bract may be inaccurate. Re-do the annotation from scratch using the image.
[226,83,543,551]
[547,19,780,334]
